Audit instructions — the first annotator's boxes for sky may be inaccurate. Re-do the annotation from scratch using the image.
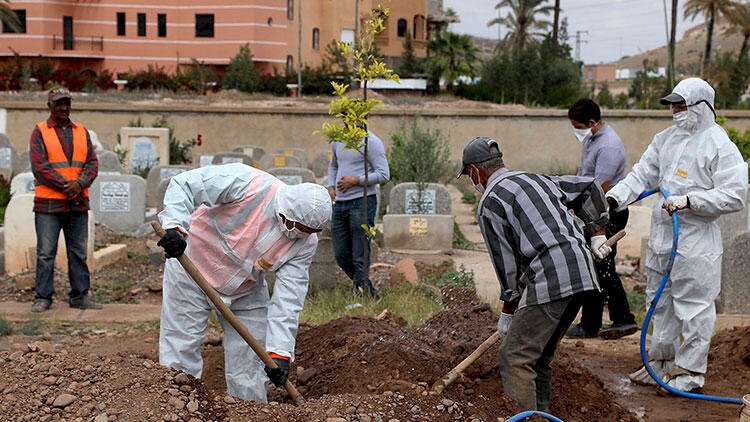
[443,0,704,64]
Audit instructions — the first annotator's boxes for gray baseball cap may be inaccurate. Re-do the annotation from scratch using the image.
[456,137,502,178]
[660,92,686,105]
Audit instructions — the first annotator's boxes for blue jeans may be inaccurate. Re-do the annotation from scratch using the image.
[331,195,376,289]
[34,211,91,305]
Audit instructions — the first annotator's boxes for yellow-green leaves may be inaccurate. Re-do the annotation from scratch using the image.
[361,224,377,240]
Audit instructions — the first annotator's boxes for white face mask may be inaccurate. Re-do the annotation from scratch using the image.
[572,127,592,143]
[672,111,689,122]
[470,167,485,193]
[281,216,310,240]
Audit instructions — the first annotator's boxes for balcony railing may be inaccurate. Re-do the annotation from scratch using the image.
[52,35,103,52]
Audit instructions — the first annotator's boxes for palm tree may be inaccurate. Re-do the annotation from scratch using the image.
[552,0,561,45]
[0,0,20,32]
[683,0,735,74]
[668,0,678,88]
[487,0,553,51]
[724,1,750,63]
[426,31,479,93]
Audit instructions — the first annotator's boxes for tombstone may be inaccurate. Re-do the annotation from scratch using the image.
[156,179,171,213]
[717,231,750,314]
[4,194,94,275]
[211,152,254,166]
[267,167,315,185]
[312,151,332,178]
[15,150,30,176]
[146,165,192,208]
[259,154,302,170]
[717,187,749,244]
[198,154,215,167]
[119,127,169,173]
[87,129,107,154]
[388,182,452,215]
[90,174,147,233]
[9,172,35,196]
[98,150,124,175]
[0,133,18,182]
[276,148,308,169]
[382,183,454,251]
[233,145,266,162]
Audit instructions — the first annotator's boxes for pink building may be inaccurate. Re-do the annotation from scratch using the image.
[0,0,288,74]
[581,64,617,83]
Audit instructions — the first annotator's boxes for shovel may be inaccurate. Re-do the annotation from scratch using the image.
[431,230,627,394]
[151,221,305,406]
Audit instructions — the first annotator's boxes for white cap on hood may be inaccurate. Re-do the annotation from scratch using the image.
[276,183,332,230]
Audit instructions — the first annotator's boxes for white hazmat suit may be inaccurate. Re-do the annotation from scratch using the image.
[157,163,332,402]
[607,78,747,391]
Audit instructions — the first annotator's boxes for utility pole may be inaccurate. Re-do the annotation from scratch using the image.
[574,30,588,62]
[297,0,302,97]
[669,0,678,88]
[662,0,674,89]
[552,0,560,45]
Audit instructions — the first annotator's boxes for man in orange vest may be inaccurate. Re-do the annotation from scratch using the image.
[29,86,100,312]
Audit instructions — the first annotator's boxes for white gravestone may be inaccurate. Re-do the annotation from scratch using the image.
[199,155,214,167]
[0,133,18,182]
[145,165,191,208]
[4,194,94,275]
[10,172,35,196]
[119,127,170,173]
[90,175,147,233]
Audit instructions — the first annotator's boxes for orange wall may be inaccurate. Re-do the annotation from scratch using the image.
[0,0,288,73]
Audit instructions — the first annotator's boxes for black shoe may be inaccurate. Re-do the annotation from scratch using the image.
[566,324,596,338]
[598,322,638,340]
[69,297,103,310]
[31,299,51,313]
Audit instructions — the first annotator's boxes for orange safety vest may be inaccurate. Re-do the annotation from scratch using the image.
[34,120,90,200]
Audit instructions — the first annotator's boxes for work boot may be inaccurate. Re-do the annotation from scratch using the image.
[629,360,673,386]
[31,299,51,313]
[598,322,638,340]
[69,297,103,310]
[565,324,596,338]
[656,367,704,396]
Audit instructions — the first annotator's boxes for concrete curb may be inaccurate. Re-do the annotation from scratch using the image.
[0,301,161,324]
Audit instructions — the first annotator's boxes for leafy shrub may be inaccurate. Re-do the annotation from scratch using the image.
[222,44,261,93]
[718,117,750,181]
[388,120,452,184]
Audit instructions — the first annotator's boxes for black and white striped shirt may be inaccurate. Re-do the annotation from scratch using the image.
[478,169,606,309]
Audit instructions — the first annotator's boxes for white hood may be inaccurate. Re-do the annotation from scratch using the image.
[670,77,716,133]
[275,183,332,230]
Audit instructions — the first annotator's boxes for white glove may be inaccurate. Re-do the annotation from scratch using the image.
[662,195,689,215]
[497,312,513,336]
[590,235,612,261]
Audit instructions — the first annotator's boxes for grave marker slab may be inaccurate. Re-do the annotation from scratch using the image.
[98,150,124,174]
[717,231,750,314]
[211,152,253,166]
[0,133,18,182]
[199,155,215,167]
[15,150,30,175]
[146,165,192,208]
[90,175,147,233]
[259,154,302,170]
[119,127,169,173]
[388,183,451,215]
[233,145,266,162]
[276,148,308,169]
[10,172,35,196]
[267,167,315,185]
[312,151,332,178]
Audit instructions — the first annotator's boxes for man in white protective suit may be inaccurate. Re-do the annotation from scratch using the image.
[606,78,747,394]
[156,163,332,402]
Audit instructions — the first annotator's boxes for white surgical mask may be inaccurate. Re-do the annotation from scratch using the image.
[282,225,308,240]
[470,167,485,193]
[572,127,592,143]
[672,111,689,122]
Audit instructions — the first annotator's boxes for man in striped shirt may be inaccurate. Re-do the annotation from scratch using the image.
[457,137,610,411]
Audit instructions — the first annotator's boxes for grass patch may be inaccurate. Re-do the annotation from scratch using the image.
[0,316,12,336]
[421,259,475,289]
[452,222,478,250]
[91,278,138,304]
[300,282,442,326]
[17,319,42,336]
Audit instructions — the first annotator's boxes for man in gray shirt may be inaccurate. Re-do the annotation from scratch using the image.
[458,136,609,411]
[327,131,390,297]
[566,99,637,340]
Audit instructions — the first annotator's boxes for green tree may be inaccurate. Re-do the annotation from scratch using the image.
[488,0,553,51]
[395,29,423,77]
[684,0,735,73]
[706,52,741,108]
[388,121,452,185]
[426,31,478,93]
[596,81,614,108]
[629,60,668,109]
[321,39,352,84]
[725,2,750,63]
[0,1,21,33]
[222,43,261,93]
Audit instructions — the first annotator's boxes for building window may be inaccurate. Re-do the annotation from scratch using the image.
[287,0,293,20]
[158,14,167,37]
[116,12,125,36]
[2,9,26,33]
[413,15,425,40]
[286,55,293,74]
[267,17,273,26]
[63,16,73,50]
[397,18,407,37]
[137,13,146,36]
[195,14,214,37]
[312,28,319,50]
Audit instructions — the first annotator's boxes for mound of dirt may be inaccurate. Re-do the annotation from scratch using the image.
[708,325,750,386]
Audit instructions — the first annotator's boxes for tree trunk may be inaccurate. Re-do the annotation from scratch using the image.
[703,6,715,75]
[669,0,678,87]
[740,34,749,64]
[553,0,561,45]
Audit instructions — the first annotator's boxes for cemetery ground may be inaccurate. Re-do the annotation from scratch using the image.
[0,199,748,421]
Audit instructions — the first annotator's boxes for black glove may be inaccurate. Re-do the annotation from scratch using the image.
[606,197,618,211]
[264,358,289,387]
[157,228,187,258]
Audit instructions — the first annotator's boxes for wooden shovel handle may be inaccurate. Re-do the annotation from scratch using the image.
[604,230,626,248]
[151,221,305,406]
[432,331,501,393]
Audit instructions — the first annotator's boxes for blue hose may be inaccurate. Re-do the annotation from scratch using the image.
[505,410,563,422]
[635,188,742,405]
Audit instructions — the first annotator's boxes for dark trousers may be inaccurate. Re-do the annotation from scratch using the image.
[34,211,91,305]
[500,293,585,411]
[331,195,377,289]
[579,209,636,334]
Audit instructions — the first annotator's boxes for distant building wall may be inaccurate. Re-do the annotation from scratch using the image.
[4,102,749,174]
[582,64,616,82]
